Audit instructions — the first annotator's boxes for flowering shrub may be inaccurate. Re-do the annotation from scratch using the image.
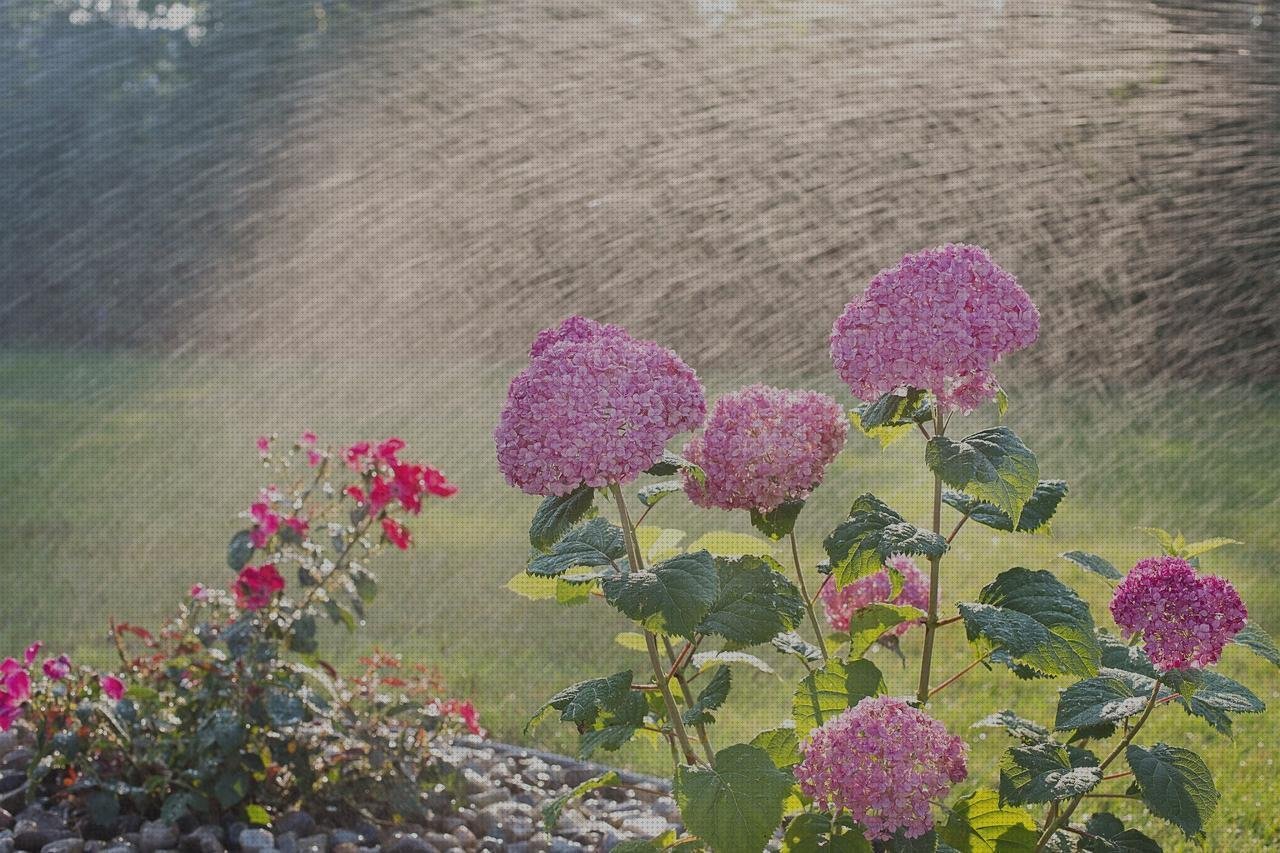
[504,251,1276,852]
[3,435,477,828]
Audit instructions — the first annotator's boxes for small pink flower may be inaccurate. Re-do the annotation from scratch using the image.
[424,466,458,498]
[0,664,31,730]
[300,430,318,446]
[381,517,411,550]
[344,485,366,503]
[439,698,484,736]
[820,556,930,635]
[375,438,406,464]
[249,501,280,549]
[256,436,271,458]
[24,642,41,666]
[306,449,324,467]
[345,441,372,470]
[284,517,309,536]
[100,675,126,701]
[190,583,209,600]
[368,476,393,513]
[234,564,285,611]
[42,654,71,681]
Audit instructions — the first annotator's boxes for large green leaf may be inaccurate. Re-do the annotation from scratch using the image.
[824,494,947,588]
[792,659,884,736]
[772,631,826,664]
[603,551,719,638]
[529,485,597,552]
[1060,551,1123,581]
[1126,743,1218,839]
[527,518,626,578]
[926,427,1038,520]
[227,529,255,571]
[675,744,794,853]
[998,742,1100,806]
[1166,668,1264,734]
[781,813,873,852]
[1054,669,1168,731]
[697,555,805,646]
[972,710,1050,744]
[1232,620,1280,668]
[529,670,633,731]
[1076,813,1162,853]
[942,480,1067,535]
[683,665,731,725]
[959,567,1100,678]
[845,603,924,658]
[578,690,648,758]
[750,727,801,769]
[750,498,806,541]
[938,789,1038,853]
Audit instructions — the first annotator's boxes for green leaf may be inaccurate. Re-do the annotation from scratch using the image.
[972,710,1050,744]
[351,569,378,603]
[1054,669,1168,731]
[529,670,634,731]
[846,603,923,658]
[198,708,246,753]
[995,387,1009,418]
[244,804,271,826]
[1126,743,1218,838]
[265,688,305,727]
[528,518,627,578]
[692,650,775,675]
[781,813,873,852]
[645,450,706,485]
[1060,551,1123,581]
[578,691,647,759]
[1181,537,1240,558]
[530,485,597,552]
[323,599,358,632]
[856,387,931,430]
[638,480,684,508]
[926,427,1039,520]
[750,726,801,769]
[792,659,884,736]
[938,789,1039,853]
[771,631,825,664]
[1231,620,1280,668]
[999,742,1100,805]
[684,665,732,725]
[160,792,196,824]
[542,771,621,830]
[1077,813,1162,853]
[603,551,719,638]
[675,744,794,853]
[1165,668,1264,734]
[214,770,251,808]
[943,480,1067,535]
[959,567,1100,678]
[824,494,947,587]
[750,498,807,541]
[614,632,650,652]
[86,791,120,829]
[697,555,805,646]
[1139,527,1177,553]
[227,529,255,571]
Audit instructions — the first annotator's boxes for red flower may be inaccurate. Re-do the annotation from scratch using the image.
[423,466,458,498]
[100,675,126,701]
[344,485,365,503]
[374,438,405,464]
[23,642,41,666]
[392,462,425,514]
[344,441,372,470]
[368,476,393,513]
[256,436,271,459]
[42,655,71,681]
[284,517,309,536]
[381,518,411,550]
[439,699,483,736]
[249,501,280,548]
[234,564,285,611]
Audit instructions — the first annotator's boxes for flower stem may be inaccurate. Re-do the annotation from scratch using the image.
[610,482,702,766]
[929,651,990,699]
[915,409,946,705]
[664,635,716,766]
[789,531,830,663]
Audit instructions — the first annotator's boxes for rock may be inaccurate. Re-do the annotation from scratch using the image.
[235,831,273,853]
[13,819,73,853]
[0,750,33,773]
[101,847,136,853]
[329,844,359,853]
[179,827,224,853]
[0,774,25,796]
[139,823,179,853]
[620,817,670,838]
[1,838,15,853]
[274,834,297,853]
[416,838,451,853]
[447,826,475,852]
[383,838,437,853]
[327,834,358,850]
[40,841,84,853]
[465,792,505,809]
[475,841,502,853]
[293,838,325,853]
[0,731,20,757]
[272,817,313,840]
[546,841,583,853]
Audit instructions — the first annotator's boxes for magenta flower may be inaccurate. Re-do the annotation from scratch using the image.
[100,675,126,701]
[496,317,706,495]
[381,517,412,550]
[829,244,1039,412]
[820,556,930,635]
[1110,556,1246,670]
[796,696,967,841]
[681,385,847,512]
[233,563,285,611]
[42,654,71,681]
[249,501,280,549]
[24,642,41,666]
[256,436,271,459]
[0,662,31,732]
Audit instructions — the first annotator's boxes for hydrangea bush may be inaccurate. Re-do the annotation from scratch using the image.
[501,247,1278,852]
[2,435,478,828]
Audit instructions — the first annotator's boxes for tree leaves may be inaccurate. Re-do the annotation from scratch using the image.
[750,726,801,769]
[942,480,1067,535]
[938,789,1039,853]
[683,665,731,725]
[1060,551,1123,581]
[781,813,873,852]
[603,551,719,638]
[845,603,923,659]
[227,530,254,571]
[1232,620,1280,668]
[529,670,633,731]
[529,485,597,552]
[638,481,684,509]
[972,710,1050,744]
[772,631,826,665]
[926,427,1039,520]
[1076,813,1162,853]
[675,744,794,853]
[792,659,884,736]
[824,494,947,588]
[527,518,626,579]
[696,555,805,646]
[959,568,1100,678]
[1126,743,1219,839]
[856,387,932,430]
[1054,669,1167,731]
[542,771,621,830]
[645,450,706,485]
[750,498,806,541]
[998,742,1101,806]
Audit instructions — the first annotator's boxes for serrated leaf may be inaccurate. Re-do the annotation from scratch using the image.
[959,567,1100,678]
[528,518,626,578]
[751,726,801,769]
[943,480,1067,535]
[214,770,251,808]
[1181,537,1240,558]
[750,498,806,541]
[692,650,775,675]
[1060,551,1123,581]
[638,480,684,508]
[972,710,1050,743]
[792,658,884,736]
[1054,669,1168,731]
[645,450,706,484]
[1077,813,1162,853]
[856,387,932,429]
[530,485,597,552]
[1231,620,1280,668]
[1139,527,1176,553]
[697,555,805,646]
[996,387,1009,418]
[781,813,873,852]
[675,744,794,853]
[824,493,947,588]
[684,665,731,725]
[542,770,621,829]
[529,670,633,731]
[999,742,1101,805]
[1165,668,1264,734]
[604,551,719,638]
[938,789,1039,853]
[244,804,271,826]
[1126,743,1218,838]
[846,603,923,658]
[772,631,826,664]
[926,427,1039,520]
[227,530,254,571]
[578,691,647,758]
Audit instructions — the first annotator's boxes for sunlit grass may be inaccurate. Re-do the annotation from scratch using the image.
[0,349,1277,849]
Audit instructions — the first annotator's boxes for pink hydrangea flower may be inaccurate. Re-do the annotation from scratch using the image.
[42,654,71,681]
[796,696,967,841]
[496,317,706,495]
[820,556,929,635]
[1110,556,1246,670]
[100,675,126,701]
[233,563,285,611]
[829,244,1039,412]
[681,385,847,512]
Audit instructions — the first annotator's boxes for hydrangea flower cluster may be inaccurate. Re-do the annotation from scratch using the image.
[681,384,847,512]
[829,244,1039,412]
[1110,556,1247,670]
[495,316,706,495]
[819,556,930,635]
[795,696,968,840]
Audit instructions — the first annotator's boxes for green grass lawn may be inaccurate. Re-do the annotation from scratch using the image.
[1,349,1277,850]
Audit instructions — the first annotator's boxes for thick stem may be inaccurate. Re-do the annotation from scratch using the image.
[789,532,830,663]
[915,410,946,705]
[665,636,716,765]
[611,483,702,766]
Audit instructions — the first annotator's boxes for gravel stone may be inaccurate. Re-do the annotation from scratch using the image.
[383,837,437,853]
[138,823,179,853]
[272,818,312,841]
[39,841,83,853]
[235,831,273,853]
